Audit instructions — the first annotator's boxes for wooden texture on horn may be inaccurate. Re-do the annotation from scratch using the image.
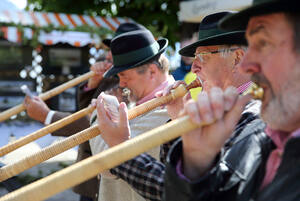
[0,79,201,182]
[0,71,95,122]
[0,115,201,201]
[0,84,263,201]
[0,106,95,157]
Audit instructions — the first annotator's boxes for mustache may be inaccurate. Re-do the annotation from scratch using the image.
[251,73,271,87]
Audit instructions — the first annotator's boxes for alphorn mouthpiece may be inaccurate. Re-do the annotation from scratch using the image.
[247,83,264,100]
[186,77,202,90]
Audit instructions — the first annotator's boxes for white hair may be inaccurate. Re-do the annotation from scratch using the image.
[218,45,247,58]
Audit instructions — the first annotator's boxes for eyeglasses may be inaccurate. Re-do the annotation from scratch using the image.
[194,47,239,62]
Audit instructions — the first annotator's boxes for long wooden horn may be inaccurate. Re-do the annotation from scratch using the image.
[0,106,95,157]
[0,115,199,201]
[0,78,202,182]
[0,84,263,201]
[0,71,95,122]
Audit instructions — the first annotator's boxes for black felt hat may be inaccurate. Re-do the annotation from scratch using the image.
[179,12,247,57]
[220,0,300,31]
[103,30,168,78]
[102,22,147,47]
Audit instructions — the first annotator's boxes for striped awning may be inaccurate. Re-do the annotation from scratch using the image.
[0,10,132,46]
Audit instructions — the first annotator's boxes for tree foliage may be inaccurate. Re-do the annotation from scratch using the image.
[26,0,181,47]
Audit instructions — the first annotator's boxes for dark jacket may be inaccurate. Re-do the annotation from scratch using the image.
[163,100,275,201]
[254,137,300,201]
[50,112,98,199]
[50,77,119,200]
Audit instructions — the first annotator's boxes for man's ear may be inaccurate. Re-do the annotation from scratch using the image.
[148,63,158,78]
[234,48,245,66]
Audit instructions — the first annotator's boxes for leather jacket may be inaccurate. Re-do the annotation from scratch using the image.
[254,137,300,201]
[163,101,275,201]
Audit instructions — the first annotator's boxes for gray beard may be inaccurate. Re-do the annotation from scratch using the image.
[262,70,300,132]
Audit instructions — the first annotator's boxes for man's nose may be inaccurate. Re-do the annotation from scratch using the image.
[191,61,202,75]
[119,79,126,88]
[239,50,261,75]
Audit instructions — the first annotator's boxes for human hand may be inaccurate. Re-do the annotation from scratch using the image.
[96,94,130,147]
[88,61,113,89]
[156,81,191,120]
[181,87,251,179]
[24,96,50,123]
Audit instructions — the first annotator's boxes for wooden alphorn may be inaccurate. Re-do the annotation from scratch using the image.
[0,71,95,122]
[0,106,95,157]
[0,85,263,201]
[0,78,201,182]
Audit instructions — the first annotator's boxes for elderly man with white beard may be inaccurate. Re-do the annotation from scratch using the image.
[163,0,300,201]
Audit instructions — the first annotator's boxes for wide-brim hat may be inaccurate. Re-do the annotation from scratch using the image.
[104,30,168,78]
[219,0,300,31]
[102,22,147,47]
[179,12,247,57]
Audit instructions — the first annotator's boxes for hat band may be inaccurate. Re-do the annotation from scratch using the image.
[113,42,160,66]
[198,28,227,40]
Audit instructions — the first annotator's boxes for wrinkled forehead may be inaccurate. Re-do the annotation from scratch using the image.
[195,45,222,53]
[246,13,291,40]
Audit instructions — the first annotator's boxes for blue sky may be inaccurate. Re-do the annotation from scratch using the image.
[7,0,27,10]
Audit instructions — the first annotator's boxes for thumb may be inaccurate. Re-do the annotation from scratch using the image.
[119,102,129,129]
[104,61,113,70]
[91,99,97,107]
[96,95,112,128]
[155,90,163,98]
[224,94,252,132]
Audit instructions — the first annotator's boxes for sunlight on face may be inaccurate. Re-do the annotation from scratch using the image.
[192,45,234,91]
[117,68,149,101]
[245,13,300,131]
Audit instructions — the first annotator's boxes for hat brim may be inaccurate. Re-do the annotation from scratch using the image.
[104,38,168,78]
[179,31,247,57]
[219,1,300,31]
[102,39,111,47]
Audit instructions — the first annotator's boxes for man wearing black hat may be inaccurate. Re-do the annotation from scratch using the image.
[219,0,300,200]
[163,1,300,201]
[79,22,147,107]
[163,12,275,201]
[91,29,173,201]
[24,22,146,201]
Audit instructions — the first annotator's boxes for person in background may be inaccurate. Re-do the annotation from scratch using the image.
[23,22,146,201]
[172,37,196,81]
[23,52,115,201]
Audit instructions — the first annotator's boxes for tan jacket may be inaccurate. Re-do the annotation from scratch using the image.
[89,107,170,201]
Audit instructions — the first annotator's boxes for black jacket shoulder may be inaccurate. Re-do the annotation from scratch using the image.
[164,101,274,201]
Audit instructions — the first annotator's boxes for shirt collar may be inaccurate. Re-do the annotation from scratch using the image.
[136,75,175,105]
[264,126,300,150]
[265,127,290,150]
[237,81,253,94]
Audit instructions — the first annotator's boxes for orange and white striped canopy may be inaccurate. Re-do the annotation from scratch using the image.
[0,10,132,46]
